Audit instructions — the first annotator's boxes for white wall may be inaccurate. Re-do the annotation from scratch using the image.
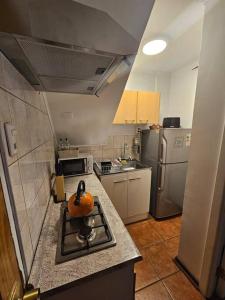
[168,62,198,128]
[125,63,198,128]
[47,71,138,146]
[178,1,225,297]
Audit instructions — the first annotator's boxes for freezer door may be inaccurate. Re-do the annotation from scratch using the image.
[141,129,160,162]
[161,128,191,164]
[155,162,188,218]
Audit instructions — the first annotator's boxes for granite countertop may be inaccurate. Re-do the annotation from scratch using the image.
[29,173,141,293]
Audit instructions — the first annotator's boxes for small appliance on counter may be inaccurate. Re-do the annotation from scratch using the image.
[163,117,180,128]
[58,154,93,177]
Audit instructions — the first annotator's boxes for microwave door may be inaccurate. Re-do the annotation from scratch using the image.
[61,158,85,176]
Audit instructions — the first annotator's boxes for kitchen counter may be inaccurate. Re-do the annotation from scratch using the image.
[28,173,141,294]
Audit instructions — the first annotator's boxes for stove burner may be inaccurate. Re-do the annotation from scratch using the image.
[76,225,96,243]
[80,225,92,237]
[56,197,116,264]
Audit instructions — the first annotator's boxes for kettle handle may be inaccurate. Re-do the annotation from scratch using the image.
[75,180,86,205]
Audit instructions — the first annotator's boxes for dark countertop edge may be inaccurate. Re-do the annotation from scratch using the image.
[41,255,142,297]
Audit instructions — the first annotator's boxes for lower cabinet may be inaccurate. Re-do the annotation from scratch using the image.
[101,169,151,224]
[42,263,136,300]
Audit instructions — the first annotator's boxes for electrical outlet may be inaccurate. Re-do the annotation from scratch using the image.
[4,123,17,156]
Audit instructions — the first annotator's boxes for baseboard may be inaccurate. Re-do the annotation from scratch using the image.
[174,256,199,289]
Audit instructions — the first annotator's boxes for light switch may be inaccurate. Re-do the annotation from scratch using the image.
[4,123,17,156]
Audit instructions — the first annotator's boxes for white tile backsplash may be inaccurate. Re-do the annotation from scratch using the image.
[20,219,33,273]
[19,151,37,210]
[113,135,125,148]
[79,134,136,162]
[0,52,55,276]
[10,94,32,157]
[1,54,25,100]
[0,88,12,122]
[8,162,27,229]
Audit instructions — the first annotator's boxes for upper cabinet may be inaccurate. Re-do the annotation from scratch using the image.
[113,90,160,124]
[113,90,137,124]
[137,91,160,124]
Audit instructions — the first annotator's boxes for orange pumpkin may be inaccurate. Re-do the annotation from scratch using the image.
[68,180,94,217]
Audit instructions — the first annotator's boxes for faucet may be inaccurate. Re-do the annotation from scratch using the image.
[122,143,129,160]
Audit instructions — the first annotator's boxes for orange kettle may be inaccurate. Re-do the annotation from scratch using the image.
[68,180,94,218]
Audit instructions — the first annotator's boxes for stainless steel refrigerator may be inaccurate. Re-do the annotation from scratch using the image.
[141,128,191,219]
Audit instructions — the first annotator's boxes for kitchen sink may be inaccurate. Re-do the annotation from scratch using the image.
[121,160,146,170]
[122,167,135,171]
[94,160,149,176]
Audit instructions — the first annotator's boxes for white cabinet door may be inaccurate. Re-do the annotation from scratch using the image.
[127,169,151,218]
[101,173,128,219]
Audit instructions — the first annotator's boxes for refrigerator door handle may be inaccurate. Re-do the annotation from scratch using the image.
[158,165,166,191]
[160,137,167,163]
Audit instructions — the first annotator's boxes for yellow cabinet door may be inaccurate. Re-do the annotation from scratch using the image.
[137,91,160,124]
[113,90,137,124]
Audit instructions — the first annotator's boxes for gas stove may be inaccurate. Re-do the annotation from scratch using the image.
[56,196,116,264]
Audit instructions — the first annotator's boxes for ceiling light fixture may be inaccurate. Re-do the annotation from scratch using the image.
[143,39,167,55]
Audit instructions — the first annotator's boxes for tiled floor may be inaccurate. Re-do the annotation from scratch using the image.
[127,217,205,300]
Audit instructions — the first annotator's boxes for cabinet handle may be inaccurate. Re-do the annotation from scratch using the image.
[125,119,135,123]
[113,179,127,183]
[138,119,149,123]
[129,178,141,181]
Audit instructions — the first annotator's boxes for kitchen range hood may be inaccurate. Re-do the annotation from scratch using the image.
[0,0,146,95]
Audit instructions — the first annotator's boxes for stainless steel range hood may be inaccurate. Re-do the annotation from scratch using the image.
[0,0,145,95]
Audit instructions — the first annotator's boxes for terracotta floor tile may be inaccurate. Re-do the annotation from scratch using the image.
[147,242,178,279]
[151,217,181,240]
[135,248,159,290]
[136,282,172,300]
[164,236,180,259]
[163,272,205,300]
[127,220,163,249]
[171,216,182,232]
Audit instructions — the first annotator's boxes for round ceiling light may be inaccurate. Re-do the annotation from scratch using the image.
[143,39,167,55]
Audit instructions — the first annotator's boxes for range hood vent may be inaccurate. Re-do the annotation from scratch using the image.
[0,0,143,95]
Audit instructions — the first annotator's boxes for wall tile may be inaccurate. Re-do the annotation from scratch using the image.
[1,54,55,276]
[0,88,18,165]
[27,193,43,250]
[19,152,37,209]
[102,136,113,149]
[8,162,28,229]
[0,53,4,88]
[102,148,114,160]
[20,219,33,274]
[23,81,40,110]
[90,148,103,162]
[113,148,123,160]
[39,92,47,113]
[1,54,25,100]
[113,135,125,148]
[34,146,45,193]
[0,88,12,122]
[10,94,32,157]
[124,135,135,148]
[38,182,48,217]
[28,106,43,149]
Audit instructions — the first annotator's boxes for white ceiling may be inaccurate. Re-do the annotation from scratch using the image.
[131,0,205,73]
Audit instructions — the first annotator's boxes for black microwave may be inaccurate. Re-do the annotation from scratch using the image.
[58,155,93,177]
